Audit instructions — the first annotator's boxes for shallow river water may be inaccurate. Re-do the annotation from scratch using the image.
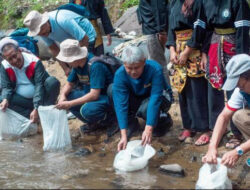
[0,133,205,189]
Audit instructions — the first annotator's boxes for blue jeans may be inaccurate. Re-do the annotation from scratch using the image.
[67,89,111,124]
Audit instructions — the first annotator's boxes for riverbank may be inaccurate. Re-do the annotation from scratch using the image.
[42,58,250,189]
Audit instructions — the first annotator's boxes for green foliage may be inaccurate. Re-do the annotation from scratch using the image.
[121,0,139,11]
[0,0,67,30]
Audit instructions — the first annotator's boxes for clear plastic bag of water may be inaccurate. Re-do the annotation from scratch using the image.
[38,106,71,151]
[196,158,232,189]
[113,140,156,172]
[0,108,37,139]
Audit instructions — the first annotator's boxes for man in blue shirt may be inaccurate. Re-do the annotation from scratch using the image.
[109,46,172,151]
[23,10,96,76]
[55,39,116,135]
[202,54,250,168]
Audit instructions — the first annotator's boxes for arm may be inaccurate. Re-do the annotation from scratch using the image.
[58,81,74,103]
[98,0,114,35]
[234,0,250,54]
[56,88,101,110]
[202,107,234,164]
[0,64,14,103]
[33,61,46,109]
[112,72,130,130]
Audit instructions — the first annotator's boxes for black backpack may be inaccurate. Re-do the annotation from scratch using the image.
[88,53,123,74]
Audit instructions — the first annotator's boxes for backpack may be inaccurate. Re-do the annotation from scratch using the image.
[9,28,39,56]
[56,3,90,18]
[88,52,123,74]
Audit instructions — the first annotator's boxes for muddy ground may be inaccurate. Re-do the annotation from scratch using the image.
[44,60,250,189]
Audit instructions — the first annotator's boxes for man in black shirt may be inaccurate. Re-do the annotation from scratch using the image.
[137,0,169,83]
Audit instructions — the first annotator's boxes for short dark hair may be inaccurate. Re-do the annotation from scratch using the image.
[240,69,250,80]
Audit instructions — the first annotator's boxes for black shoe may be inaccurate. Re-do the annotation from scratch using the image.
[153,113,173,137]
[107,123,120,137]
[80,123,100,134]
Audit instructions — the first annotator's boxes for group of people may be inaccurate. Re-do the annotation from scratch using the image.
[0,0,249,168]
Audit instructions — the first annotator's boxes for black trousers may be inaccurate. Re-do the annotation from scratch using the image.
[179,77,224,132]
[107,84,172,130]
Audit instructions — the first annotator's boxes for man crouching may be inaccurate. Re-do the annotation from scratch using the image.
[109,46,173,151]
[55,39,117,136]
[0,38,60,123]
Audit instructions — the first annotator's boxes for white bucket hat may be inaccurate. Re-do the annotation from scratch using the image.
[222,54,250,91]
[0,37,19,54]
[23,10,49,36]
[56,39,88,63]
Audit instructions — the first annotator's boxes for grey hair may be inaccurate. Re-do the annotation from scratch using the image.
[121,46,145,64]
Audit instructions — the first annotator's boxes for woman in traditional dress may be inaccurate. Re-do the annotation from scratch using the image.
[167,0,213,145]
[203,0,249,148]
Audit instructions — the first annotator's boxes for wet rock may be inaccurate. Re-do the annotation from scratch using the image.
[74,148,91,157]
[159,164,185,177]
[184,137,193,144]
[114,6,142,35]
[17,139,23,143]
[71,131,81,140]
[190,156,197,163]
[156,148,166,158]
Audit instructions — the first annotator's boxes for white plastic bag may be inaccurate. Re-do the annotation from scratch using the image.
[196,158,232,189]
[0,108,37,139]
[38,106,71,151]
[113,140,156,172]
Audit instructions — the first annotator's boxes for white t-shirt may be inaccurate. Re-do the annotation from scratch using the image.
[227,88,246,111]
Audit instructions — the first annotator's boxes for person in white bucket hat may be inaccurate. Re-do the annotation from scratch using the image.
[0,37,60,123]
[23,9,96,76]
[202,54,250,168]
[55,39,118,136]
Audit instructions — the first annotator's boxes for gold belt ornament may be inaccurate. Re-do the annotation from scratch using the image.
[214,28,236,35]
[171,29,204,93]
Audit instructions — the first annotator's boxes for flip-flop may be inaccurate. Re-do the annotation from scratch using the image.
[195,133,211,146]
[178,130,191,142]
[225,138,242,149]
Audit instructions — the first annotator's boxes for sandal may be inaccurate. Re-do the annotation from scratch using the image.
[178,130,191,142]
[225,138,242,149]
[195,132,211,146]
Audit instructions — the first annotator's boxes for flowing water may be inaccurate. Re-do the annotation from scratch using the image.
[0,133,204,189]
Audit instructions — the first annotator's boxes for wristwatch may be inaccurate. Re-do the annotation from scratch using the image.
[236,146,244,156]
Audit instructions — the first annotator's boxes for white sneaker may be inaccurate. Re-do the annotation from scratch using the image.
[67,112,76,120]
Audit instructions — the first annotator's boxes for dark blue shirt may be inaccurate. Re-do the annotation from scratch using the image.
[67,53,113,94]
[241,91,250,107]
[112,60,166,129]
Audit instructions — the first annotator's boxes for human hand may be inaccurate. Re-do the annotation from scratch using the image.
[200,53,207,71]
[141,125,153,146]
[58,95,67,104]
[178,51,189,65]
[202,147,218,164]
[107,34,112,46]
[30,109,39,123]
[117,136,127,152]
[0,99,9,111]
[221,149,239,168]
[170,48,178,64]
[55,101,72,110]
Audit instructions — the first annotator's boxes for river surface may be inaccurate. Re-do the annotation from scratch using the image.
[0,133,206,189]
